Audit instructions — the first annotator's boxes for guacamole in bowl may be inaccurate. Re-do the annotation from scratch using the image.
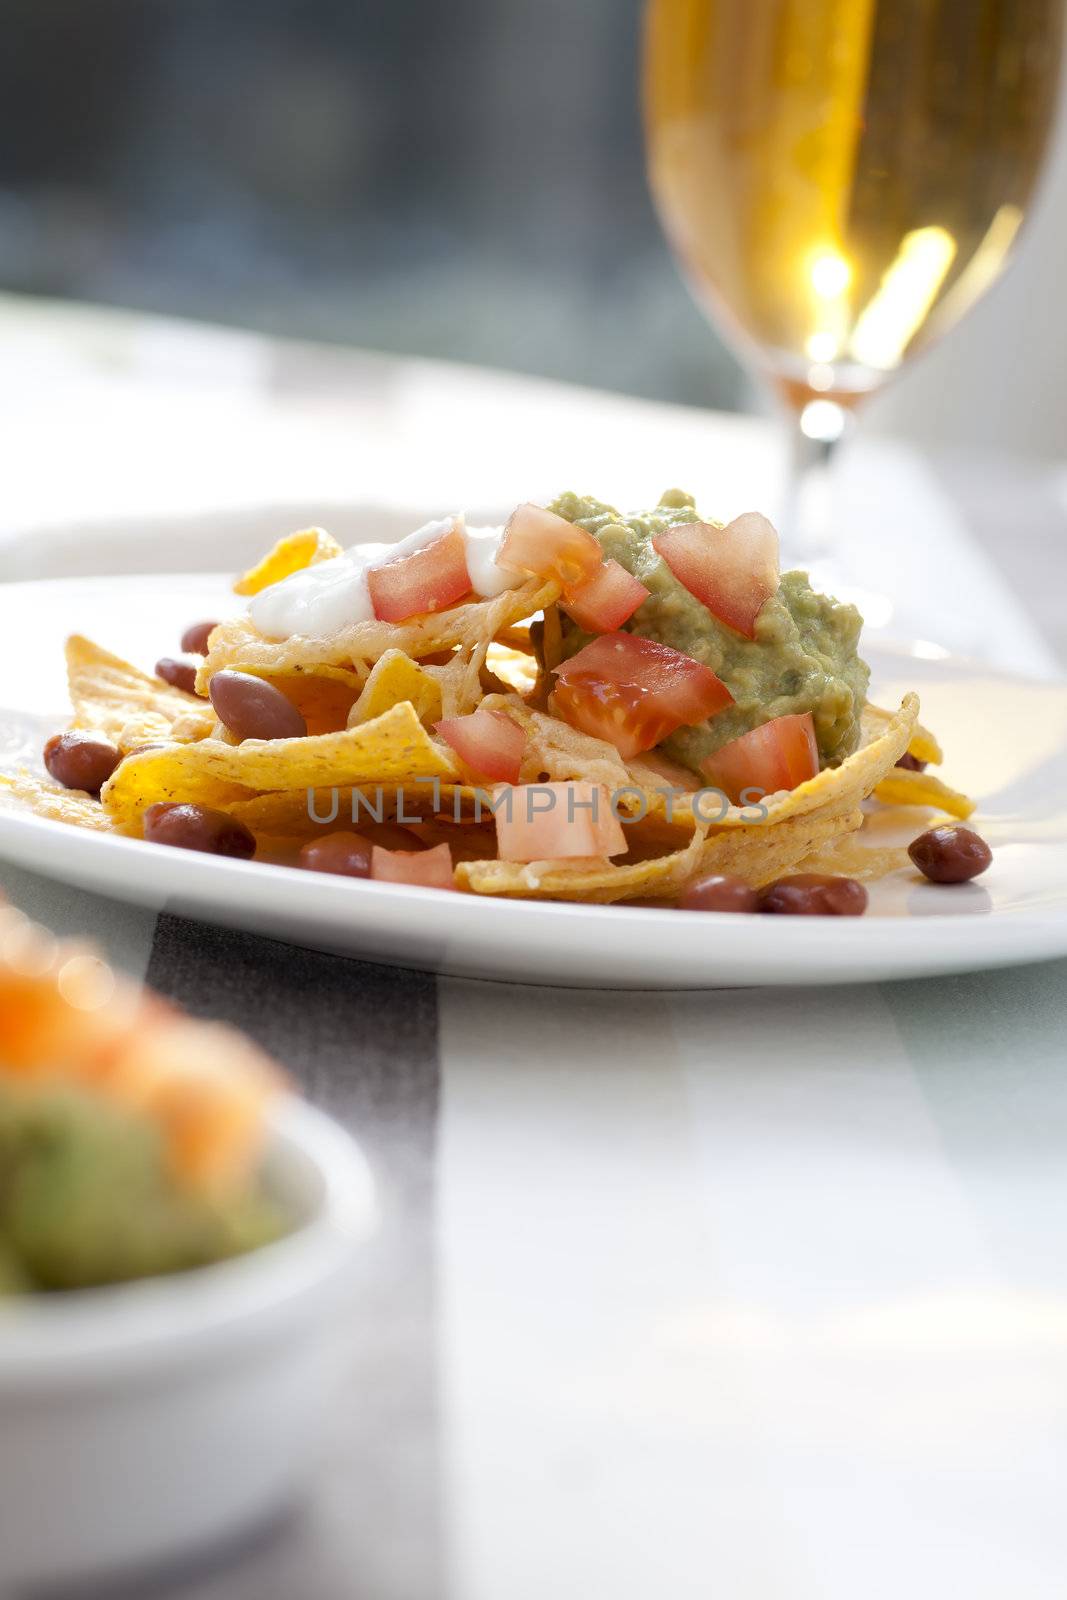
[0,1085,284,1295]
[0,897,291,1297]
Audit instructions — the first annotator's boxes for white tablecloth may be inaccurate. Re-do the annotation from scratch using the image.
[2,297,1066,1600]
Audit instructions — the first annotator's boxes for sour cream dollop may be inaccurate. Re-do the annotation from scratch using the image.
[248,515,523,641]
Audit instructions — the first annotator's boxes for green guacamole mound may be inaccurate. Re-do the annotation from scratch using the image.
[0,1086,285,1295]
[549,489,870,772]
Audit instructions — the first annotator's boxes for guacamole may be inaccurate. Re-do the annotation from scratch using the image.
[0,1087,284,1294]
[550,490,869,772]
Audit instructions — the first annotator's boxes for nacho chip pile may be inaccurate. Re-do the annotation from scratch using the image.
[4,504,975,908]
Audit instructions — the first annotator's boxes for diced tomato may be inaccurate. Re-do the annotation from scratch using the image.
[495,782,627,862]
[701,712,819,803]
[561,559,650,633]
[436,709,527,784]
[367,522,471,623]
[652,512,779,639]
[370,842,455,889]
[552,631,733,760]
[497,503,603,590]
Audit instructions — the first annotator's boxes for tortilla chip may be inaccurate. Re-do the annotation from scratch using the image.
[402,816,499,863]
[519,705,634,794]
[908,723,943,767]
[696,806,865,889]
[206,665,367,737]
[634,693,921,832]
[794,833,912,882]
[0,771,115,832]
[863,702,943,767]
[440,650,499,718]
[471,694,640,798]
[232,528,343,596]
[227,777,484,837]
[197,577,560,692]
[453,693,918,903]
[348,651,443,729]
[117,718,193,752]
[100,701,460,829]
[473,692,918,836]
[456,805,863,904]
[255,673,360,736]
[486,641,538,695]
[761,694,918,820]
[872,767,975,820]
[66,635,214,750]
[496,622,533,648]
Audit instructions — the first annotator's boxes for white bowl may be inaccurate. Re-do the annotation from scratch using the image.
[0,1097,376,1587]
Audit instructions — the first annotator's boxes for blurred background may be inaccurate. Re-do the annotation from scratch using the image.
[1,0,1064,460]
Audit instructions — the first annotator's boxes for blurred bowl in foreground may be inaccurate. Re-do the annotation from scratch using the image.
[0,1095,375,1587]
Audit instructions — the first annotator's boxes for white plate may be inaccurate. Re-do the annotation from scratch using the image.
[1,572,1066,988]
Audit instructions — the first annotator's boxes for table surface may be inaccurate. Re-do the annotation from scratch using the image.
[3,296,1067,1600]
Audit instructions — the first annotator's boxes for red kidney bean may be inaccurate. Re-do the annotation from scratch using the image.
[896,752,928,773]
[43,731,121,796]
[155,657,199,695]
[680,873,760,913]
[298,831,373,878]
[760,874,869,916]
[142,802,255,859]
[908,825,992,884]
[180,619,220,655]
[208,670,307,741]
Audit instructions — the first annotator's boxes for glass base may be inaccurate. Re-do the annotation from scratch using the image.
[777,401,894,629]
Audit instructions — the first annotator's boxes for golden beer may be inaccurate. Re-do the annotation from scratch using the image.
[644,0,1063,409]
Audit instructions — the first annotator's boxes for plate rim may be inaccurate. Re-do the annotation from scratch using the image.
[2,806,1067,991]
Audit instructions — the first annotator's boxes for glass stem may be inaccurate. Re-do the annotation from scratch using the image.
[778,401,850,577]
